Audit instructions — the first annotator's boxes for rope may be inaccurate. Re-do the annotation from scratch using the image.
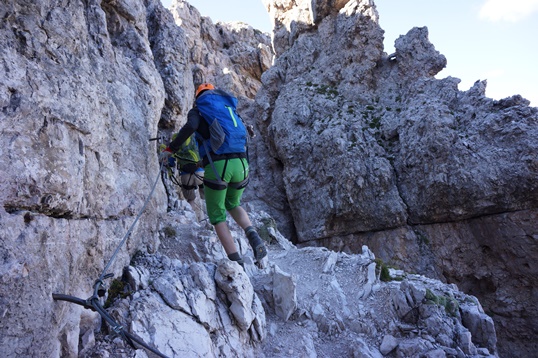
[53,157,170,358]
[98,160,164,281]
[53,282,170,357]
[169,170,182,187]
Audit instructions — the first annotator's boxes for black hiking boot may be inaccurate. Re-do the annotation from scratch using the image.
[228,252,244,268]
[245,226,267,262]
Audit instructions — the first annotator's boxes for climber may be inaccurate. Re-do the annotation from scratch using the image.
[160,134,205,220]
[175,135,205,203]
[159,83,267,267]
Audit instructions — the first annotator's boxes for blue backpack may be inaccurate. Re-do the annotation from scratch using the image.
[195,89,247,158]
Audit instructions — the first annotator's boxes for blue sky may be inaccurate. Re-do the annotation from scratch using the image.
[161,0,538,106]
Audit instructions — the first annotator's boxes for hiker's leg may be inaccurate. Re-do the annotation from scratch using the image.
[225,157,249,228]
[224,158,266,261]
[214,221,238,255]
[226,186,267,262]
[180,173,197,202]
[203,161,228,225]
[205,187,239,255]
[204,162,241,256]
[183,189,196,202]
[196,169,205,200]
[229,206,251,230]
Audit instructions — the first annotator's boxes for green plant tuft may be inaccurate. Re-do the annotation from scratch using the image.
[163,225,177,238]
[104,279,131,308]
[375,259,391,282]
[424,288,459,316]
[258,217,278,244]
[414,230,430,246]
[369,116,381,129]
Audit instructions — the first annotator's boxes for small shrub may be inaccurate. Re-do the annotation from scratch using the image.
[163,225,177,238]
[425,288,459,316]
[375,259,391,282]
[369,116,381,129]
[415,231,430,246]
[104,279,131,308]
[258,217,278,243]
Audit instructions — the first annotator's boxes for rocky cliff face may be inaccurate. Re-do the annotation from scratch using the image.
[0,0,534,357]
[159,0,272,130]
[254,0,538,357]
[0,0,271,356]
[1,0,168,355]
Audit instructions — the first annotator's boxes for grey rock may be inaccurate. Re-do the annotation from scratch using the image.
[460,298,497,353]
[130,294,215,357]
[457,326,478,356]
[214,260,260,332]
[1,0,527,356]
[352,337,384,358]
[77,209,498,358]
[253,1,537,356]
[380,334,398,355]
[0,0,168,354]
[125,265,151,290]
[424,348,447,358]
[396,338,435,358]
[322,251,338,273]
[152,274,190,313]
[272,265,298,321]
[0,0,274,354]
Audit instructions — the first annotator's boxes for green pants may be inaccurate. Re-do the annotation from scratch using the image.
[204,158,249,225]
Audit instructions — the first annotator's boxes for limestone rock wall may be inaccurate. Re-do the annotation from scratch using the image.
[254,1,538,356]
[169,0,272,102]
[0,0,273,355]
[256,0,401,241]
[0,0,171,355]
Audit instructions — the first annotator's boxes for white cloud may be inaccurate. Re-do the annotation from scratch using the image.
[479,0,538,22]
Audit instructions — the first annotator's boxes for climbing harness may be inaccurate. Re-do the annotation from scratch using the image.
[166,156,204,191]
[170,170,204,190]
[202,141,249,191]
[53,151,169,358]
